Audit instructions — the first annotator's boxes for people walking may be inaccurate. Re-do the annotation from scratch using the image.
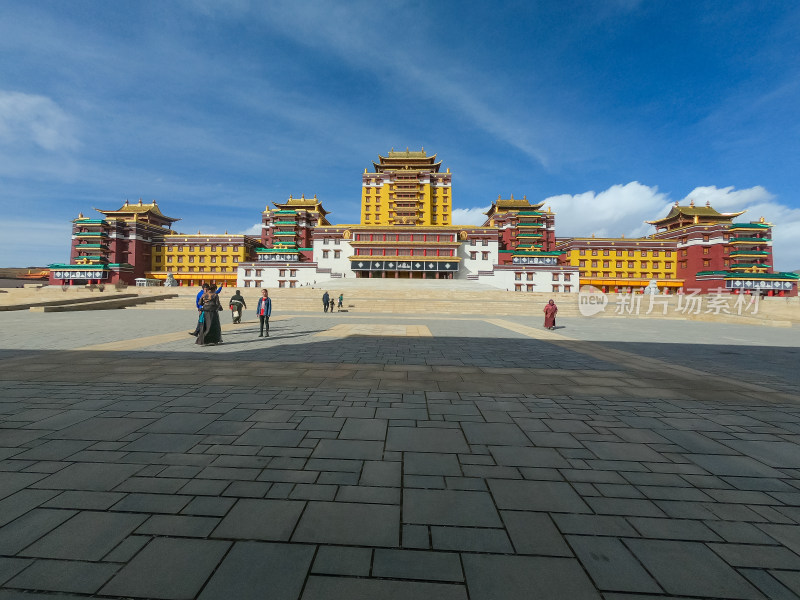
[190,283,222,336]
[543,299,558,330]
[329,297,335,312]
[322,291,330,313]
[196,286,223,345]
[229,289,246,324]
[256,289,272,337]
[337,293,344,311]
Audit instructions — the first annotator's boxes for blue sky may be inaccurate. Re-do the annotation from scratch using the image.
[1,0,799,269]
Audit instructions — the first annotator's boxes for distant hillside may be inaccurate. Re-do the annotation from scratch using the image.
[0,268,48,278]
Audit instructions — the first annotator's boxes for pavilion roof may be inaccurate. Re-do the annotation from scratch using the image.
[95,199,180,224]
[646,202,744,226]
[373,148,442,173]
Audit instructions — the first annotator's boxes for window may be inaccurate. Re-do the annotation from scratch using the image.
[244,280,251,287]
[616,251,623,256]
[470,252,477,260]
[290,269,297,277]
[681,249,688,257]
[681,262,687,269]
[278,281,285,288]
[653,250,659,257]
[526,285,534,292]
[652,261,660,268]
[564,285,572,293]
[591,261,598,268]
[552,285,560,292]
[470,239,476,246]
[703,235,709,242]
[481,252,489,261]
[322,250,329,258]
[482,240,488,247]
[603,261,610,268]
[188,256,194,263]
[221,256,227,263]
[334,250,341,259]
[178,256,184,263]
[245,269,252,277]
[279,269,286,277]
[564,274,571,282]
[703,259,710,267]
[703,248,709,255]
[515,273,521,281]
[616,261,622,268]
[641,261,648,268]
[527,273,533,281]
[603,250,609,256]
[199,256,205,263]
[579,249,585,256]
[514,284,522,291]
[323,238,330,245]
[579,260,586,267]
[628,261,635,268]
[591,250,597,256]
[211,256,217,263]
[640,251,648,257]
[552,273,559,281]
[628,251,635,257]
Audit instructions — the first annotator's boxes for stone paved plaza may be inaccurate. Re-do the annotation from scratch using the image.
[1,307,799,599]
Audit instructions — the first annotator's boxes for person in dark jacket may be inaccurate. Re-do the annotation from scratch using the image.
[256,289,272,337]
[196,287,223,345]
[229,289,246,324]
[322,291,330,313]
[190,283,222,336]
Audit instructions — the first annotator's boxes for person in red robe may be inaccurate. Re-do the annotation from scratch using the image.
[543,299,558,330]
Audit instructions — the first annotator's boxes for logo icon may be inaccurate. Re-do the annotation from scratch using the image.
[578,285,607,316]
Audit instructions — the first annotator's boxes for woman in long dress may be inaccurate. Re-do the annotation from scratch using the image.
[543,299,558,330]
[196,288,223,345]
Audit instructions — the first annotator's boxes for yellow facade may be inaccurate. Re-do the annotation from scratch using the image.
[559,237,683,290]
[147,234,258,286]
[361,149,452,227]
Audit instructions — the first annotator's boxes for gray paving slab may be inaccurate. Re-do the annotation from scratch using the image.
[625,538,765,599]
[211,498,304,541]
[302,575,468,600]
[373,548,463,582]
[6,559,119,594]
[568,536,661,593]
[462,554,601,600]
[488,479,591,513]
[292,501,399,546]
[404,488,502,527]
[385,426,470,453]
[21,510,145,560]
[199,541,314,600]
[311,545,372,576]
[101,537,230,599]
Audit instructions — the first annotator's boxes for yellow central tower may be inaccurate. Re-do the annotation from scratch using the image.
[361,148,452,226]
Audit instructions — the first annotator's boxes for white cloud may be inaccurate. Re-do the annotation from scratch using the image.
[452,206,490,226]
[543,182,671,239]
[241,223,263,236]
[0,90,79,151]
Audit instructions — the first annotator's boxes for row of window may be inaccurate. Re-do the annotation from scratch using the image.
[243,269,299,277]
[354,234,456,242]
[586,272,673,279]
[514,284,573,293]
[155,256,241,264]
[468,252,491,261]
[514,273,573,282]
[579,260,672,269]
[161,267,235,273]
[243,280,299,288]
[321,250,341,259]
[156,245,241,252]
[353,249,456,257]
[578,249,672,257]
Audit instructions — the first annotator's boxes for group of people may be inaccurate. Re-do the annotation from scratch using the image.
[190,285,272,346]
[321,291,343,312]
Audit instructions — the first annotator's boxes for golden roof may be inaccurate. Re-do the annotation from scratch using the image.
[484,194,545,217]
[646,201,745,225]
[96,199,180,223]
[373,147,442,173]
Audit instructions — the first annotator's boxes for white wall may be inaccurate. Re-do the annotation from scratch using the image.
[237,264,332,289]
[312,238,354,277]
[456,240,499,278]
[474,267,580,293]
